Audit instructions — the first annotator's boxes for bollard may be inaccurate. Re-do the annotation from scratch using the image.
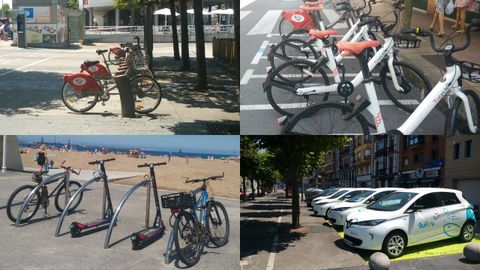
[464,242,480,263]
[113,75,136,118]
[368,252,390,270]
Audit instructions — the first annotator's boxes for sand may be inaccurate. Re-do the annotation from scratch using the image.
[21,148,240,198]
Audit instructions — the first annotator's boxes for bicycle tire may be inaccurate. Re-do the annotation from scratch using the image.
[6,185,41,223]
[283,28,310,40]
[278,17,295,37]
[206,200,230,247]
[281,102,370,135]
[381,61,432,113]
[173,211,203,267]
[54,181,83,213]
[130,76,162,114]
[108,51,122,65]
[446,89,480,134]
[61,82,98,113]
[268,38,319,71]
[266,58,330,116]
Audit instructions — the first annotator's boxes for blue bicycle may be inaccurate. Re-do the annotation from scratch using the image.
[161,173,229,267]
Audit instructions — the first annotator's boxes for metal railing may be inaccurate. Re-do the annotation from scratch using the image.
[85,25,234,36]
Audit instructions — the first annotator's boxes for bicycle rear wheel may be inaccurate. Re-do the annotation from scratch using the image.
[6,185,41,223]
[381,61,431,113]
[268,38,318,70]
[173,211,203,267]
[130,76,162,114]
[281,102,370,135]
[54,181,83,213]
[206,200,230,247]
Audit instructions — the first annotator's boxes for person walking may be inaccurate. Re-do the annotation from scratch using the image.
[430,0,447,37]
[452,0,474,33]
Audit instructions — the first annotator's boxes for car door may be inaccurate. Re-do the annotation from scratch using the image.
[436,192,465,240]
[407,193,443,245]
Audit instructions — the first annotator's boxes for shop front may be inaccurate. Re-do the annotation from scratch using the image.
[397,160,444,188]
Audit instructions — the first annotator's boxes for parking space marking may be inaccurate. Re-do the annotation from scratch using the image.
[241,0,256,9]
[240,69,255,85]
[266,208,283,270]
[247,10,283,36]
[0,56,58,77]
[246,72,380,80]
[240,11,252,20]
[251,40,270,65]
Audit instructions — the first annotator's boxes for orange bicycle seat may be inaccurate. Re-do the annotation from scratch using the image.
[336,40,381,56]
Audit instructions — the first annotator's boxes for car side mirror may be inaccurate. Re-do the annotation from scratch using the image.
[407,204,424,213]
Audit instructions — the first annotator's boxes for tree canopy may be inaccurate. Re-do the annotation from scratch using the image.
[114,0,165,9]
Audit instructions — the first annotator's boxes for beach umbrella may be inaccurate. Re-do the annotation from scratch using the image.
[210,9,234,15]
[154,8,180,26]
[187,9,211,15]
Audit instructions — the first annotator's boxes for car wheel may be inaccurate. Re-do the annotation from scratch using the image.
[382,231,407,258]
[325,208,332,219]
[459,221,476,242]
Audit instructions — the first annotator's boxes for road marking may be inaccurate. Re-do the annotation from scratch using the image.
[240,11,252,20]
[247,10,282,36]
[240,69,255,85]
[0,56,58,77]
[241,100,420,111]
[266,208,283,270]
[267,33,342,38]
[247,72,380,79]
[322,9,348,29]
[241,0,256,9]
[251,40,270,65]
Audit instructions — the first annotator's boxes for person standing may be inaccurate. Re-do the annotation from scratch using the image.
[452,0,474,33]
[430,0,447,37]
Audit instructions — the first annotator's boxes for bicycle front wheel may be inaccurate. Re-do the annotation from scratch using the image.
[206,200,230,247]
[6,185,41,223]
[173,211,203,267]
[130,76,162,114]
[108,51,122,65]
[281,102,370,135]
[54,181,83,213]
[61,82,98,113]
[381,61,431,113]
[268,38,319,71]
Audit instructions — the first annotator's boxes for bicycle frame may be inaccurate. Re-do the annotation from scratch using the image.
[15,171,71,226]
[192,187,210,226]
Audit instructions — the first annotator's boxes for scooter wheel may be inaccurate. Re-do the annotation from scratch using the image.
[131,234,143,250]
[70,222,82,238]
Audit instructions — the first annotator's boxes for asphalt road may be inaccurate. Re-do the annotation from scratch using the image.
[0,171,239,270]
[240,0,446,135]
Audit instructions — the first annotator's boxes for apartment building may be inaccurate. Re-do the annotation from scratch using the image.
[335,138,355,187]
[354,136,373,187]
[372,135,399,187]
[324,150,336,187]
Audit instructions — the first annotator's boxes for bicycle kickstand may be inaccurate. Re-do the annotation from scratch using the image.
[164,229,175,264]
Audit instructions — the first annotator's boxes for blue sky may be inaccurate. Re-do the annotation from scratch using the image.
[18,136,239,155]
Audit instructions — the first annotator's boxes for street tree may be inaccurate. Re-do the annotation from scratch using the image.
[240,136,259,201]
[67,0,78,10]
[400,0,414,29]
[257,136,347,229]
[179,0,191,70]
[193,0,208,90]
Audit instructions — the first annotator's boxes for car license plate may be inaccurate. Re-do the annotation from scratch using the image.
[344,238,353,247]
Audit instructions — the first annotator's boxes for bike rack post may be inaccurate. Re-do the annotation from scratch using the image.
[15,172,67,226]
[113,74,135,118]
[104,180,148,249]
[145,180,151,231]
[64,173,71,211]
[55,177,102,237]
[164,229,175,264]
[102,180,107,218]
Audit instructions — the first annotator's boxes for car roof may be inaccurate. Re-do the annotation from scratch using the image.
[397,187,462,195]
[372,187,404,191]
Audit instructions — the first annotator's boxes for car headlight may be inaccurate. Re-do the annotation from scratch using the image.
[357,219,387,226]
[314,202,328,206]
[333,207,350,212]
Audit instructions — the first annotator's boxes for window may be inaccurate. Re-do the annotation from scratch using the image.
[377,157,385,170]
[376,140,385,151]
[454,143,460,159]
[409,136,420,146]
[403,157,408,167]
[431,149,438,160]
[413,193,440,209]
[465,140,472,158]
[414,152,423,163]
[436,192,461,206]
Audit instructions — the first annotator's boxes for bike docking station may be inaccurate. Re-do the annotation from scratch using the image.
[13,162,81,226]
[104,162,167,250]
[55,158,115,238]
[114,74,136,118]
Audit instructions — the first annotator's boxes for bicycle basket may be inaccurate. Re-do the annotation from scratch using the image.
[129,50,148,71]
[459,61,480,83]
[392,34,421,49]
[161,192,196,209]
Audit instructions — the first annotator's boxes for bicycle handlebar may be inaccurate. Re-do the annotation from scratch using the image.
[96,49,108,55]
[88,158,116,165]
[185,172,225,183]
[137,162,167,168]
[60,165,80,175]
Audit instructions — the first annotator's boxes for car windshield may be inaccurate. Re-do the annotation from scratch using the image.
[347,190,375,202]
[367,192,418,211]
[339,190,368,200]
[320,188,337,196]
[328,189,349,199]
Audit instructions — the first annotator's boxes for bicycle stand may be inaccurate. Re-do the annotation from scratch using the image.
[55,159,115,237]
[104,162,167,249]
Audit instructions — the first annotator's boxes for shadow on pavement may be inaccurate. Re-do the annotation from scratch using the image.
[241,211,291,218]
[242,204,292,211]
[168,119,240,135]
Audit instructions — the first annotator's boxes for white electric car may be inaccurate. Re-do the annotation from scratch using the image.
[343,188,477,258]
[327,188,402,226]
[314,189,373,217]
[311,188,355,212]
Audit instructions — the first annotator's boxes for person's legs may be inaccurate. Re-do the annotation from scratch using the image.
[431,11,438,30]
[452,8,460,29]
[458,8,467,33]
[438,12,445,36]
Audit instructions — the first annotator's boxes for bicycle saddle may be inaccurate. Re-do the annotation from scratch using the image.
[309,29,338,40]
[300,5,322,12]
[336,40,381,56]
[84,60,100,66]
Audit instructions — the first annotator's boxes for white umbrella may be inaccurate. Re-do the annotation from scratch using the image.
[187,9,211,15]
[210,9,234,15]
[154,8,179,16]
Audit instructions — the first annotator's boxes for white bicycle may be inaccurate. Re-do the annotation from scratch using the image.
[282,19,480,135]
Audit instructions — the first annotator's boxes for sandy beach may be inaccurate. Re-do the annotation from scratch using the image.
[21,148,240,198]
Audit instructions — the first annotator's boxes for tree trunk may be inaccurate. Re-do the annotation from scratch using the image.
[234,0,240,86]
[290,164,300,229]
[179,0,190,70]
[170,0,180,60]
[242,177,247,201]
[400,0,414,30]
[250,178,255,200]
[285,181,289,198]
[193,0,208,90]
[144,6,154,70]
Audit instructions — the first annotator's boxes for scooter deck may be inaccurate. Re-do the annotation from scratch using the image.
[131,227,165,250]
[70,218,112,237]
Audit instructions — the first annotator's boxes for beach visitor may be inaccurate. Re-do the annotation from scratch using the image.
[452,0,474,33]
[34,144,49,205]
[430,0,446,37]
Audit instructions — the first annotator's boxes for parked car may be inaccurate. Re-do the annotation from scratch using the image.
[311,188,354,207]
[307,188,338,207]
[327,188,402,226]
[305,188,323,205]
[343,188,477,258]
[314,188,373,217]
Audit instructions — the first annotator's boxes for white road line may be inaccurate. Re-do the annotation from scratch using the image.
[248,73,380,79]
[241,99,420,111]
[266,208,283,270]
[267,33,342,38]
[240,69,255,85]
[251,40,270,65]
[259,55,356,60]
[0,56,58,77]
[247,10,282,36]
[240,11,252,20]
[241,0,256,9]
